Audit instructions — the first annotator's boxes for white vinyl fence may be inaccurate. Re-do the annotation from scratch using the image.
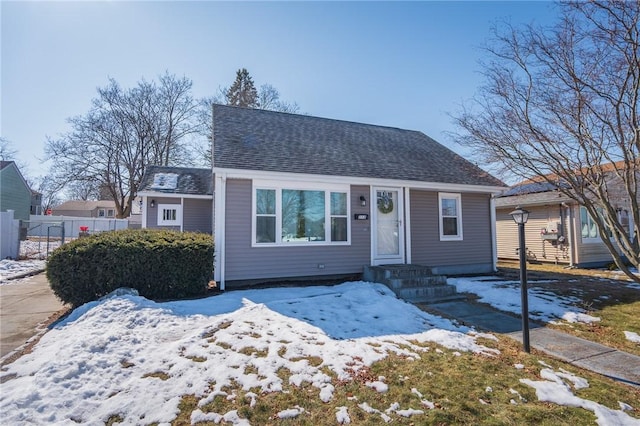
[26,215,129,239]
[0,210,20,259]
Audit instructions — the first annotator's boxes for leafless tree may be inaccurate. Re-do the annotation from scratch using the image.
[45,73,201,218]
[452,1,639,282]
[258,84,300,114]
[0,137,18,161]
[32,175,63,213]
[66,180,101,201]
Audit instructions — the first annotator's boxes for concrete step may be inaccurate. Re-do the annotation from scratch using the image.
[395,284,460,303]
[363,264,460,304]
[363,265,435,281]
[386,276,448,289]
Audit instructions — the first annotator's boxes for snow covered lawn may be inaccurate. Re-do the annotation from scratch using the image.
[1,281,638,425]
[449,276,603,324]
[0,259,45,282]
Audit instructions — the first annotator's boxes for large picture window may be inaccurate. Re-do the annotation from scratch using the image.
[438,193,463,241]
[253,184,350,246]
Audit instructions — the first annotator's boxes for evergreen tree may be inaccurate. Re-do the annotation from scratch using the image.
[225,68,259,108]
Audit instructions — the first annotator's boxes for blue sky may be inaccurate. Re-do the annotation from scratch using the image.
[1,1,559,178]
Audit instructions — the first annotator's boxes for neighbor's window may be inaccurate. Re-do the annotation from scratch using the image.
[580,206,598,240]
[98,209,106,217]
[157,204,181,226]
[438,193,463,241]
[107,209,115,218]
[253,184,350,245]
[580,206,613,241]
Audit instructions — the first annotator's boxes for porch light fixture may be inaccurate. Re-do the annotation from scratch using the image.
[150,199,156,208]
[509,206,531,353]
[360,195,367,207]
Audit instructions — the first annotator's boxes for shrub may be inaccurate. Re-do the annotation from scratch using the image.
[47,229,214,307]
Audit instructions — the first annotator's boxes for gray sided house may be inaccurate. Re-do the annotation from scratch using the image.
[0,161,32,221]
[495,178,636,268]
[212,105,505,289]
[138,166,213,234]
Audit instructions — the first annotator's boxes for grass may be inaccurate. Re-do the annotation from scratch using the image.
[168,336,639,425]
[497,261,640,357]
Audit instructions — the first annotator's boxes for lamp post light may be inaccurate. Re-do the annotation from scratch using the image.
[509,206,531,353]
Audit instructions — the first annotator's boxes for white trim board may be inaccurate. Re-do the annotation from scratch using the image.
[213,168,506,194]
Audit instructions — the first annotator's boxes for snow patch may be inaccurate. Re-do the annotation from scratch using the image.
[521,368,638,425]
[624,331,640,344]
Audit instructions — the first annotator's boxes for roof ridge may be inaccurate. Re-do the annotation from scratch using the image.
[212,103,425,135]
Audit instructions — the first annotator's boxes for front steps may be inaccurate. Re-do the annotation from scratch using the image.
[363,264,462,304]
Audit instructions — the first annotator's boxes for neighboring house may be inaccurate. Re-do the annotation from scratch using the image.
[0,161,31,221]
[138,166,213,234]
[30,190,42,215]
[495,174,636,268]
[52,200,118,218]
[211,105,506,289]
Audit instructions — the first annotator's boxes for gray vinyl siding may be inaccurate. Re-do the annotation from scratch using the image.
[224,179,370,284]
[0,165,31,221]
[496,204,572,264]
[409,190,493,274]
[183,198,213,233]
[146,197,180,230]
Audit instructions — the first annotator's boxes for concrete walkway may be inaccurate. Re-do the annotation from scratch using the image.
[426,300,640,387]
[0,272,67,361]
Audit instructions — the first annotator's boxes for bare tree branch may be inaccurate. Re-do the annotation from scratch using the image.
[45,73,201,218]
[451,0,640,282]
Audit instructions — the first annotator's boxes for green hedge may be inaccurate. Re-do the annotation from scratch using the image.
[47,229,214,307]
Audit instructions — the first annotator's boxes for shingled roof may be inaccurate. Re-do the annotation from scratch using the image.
[212,105,504,187]
[139,166,213,195]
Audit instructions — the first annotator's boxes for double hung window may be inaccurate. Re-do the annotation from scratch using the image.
[438,193,463,241]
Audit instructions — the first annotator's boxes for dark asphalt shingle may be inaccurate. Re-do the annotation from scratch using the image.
[139,166,213,195]
[212,105,504,187]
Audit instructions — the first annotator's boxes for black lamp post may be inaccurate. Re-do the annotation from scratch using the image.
[509,206,531,353]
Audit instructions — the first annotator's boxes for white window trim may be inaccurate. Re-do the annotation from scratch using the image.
[252,181,351,247]
[157,203,182,227]
[438,192,463,241]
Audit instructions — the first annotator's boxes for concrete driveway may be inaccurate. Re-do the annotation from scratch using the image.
[0,273,67,360]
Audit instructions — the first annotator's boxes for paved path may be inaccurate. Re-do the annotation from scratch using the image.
[426,300,640,387]
[0,272,67,360]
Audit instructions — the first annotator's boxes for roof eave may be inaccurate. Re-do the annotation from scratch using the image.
[137,190,213,199]
[213,167,507,194]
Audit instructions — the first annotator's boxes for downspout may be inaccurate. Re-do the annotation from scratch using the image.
[490,196,498,272]
[180,197,184,232]
[141,196,147,229]
[214,173,226,290]
[563,202,575,267]
[404,187,412,264]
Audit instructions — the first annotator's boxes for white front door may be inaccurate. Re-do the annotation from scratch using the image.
[372,187,404,265]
